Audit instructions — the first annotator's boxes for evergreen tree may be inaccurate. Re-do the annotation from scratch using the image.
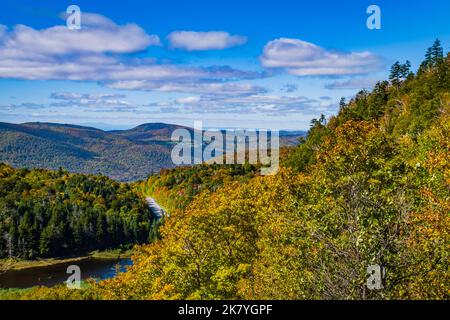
[0,165,155,259]
[390,61,411,87]
[339,97,347,111]
[420,39,444,72]
[425,39,444,65]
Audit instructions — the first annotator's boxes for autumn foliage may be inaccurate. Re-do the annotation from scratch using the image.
[3,40,449,300]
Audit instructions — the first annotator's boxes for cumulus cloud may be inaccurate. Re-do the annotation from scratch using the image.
[0,16,261,96]
[260,38,384,76]
[0,15,160,80]
[167,31,247,51]
[1,14,159,57]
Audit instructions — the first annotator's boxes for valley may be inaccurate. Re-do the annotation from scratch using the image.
[0,122,304,182]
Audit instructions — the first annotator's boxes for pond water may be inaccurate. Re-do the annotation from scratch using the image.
[0,258,132,289]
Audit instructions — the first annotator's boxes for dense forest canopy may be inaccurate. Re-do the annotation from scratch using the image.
[1,40,448,300]
[139,164,260,212]
[93,39,449,300]
[0,165,155,259]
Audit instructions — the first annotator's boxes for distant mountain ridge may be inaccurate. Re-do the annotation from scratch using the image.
[109,123,190,144]
[0,122,304,181]
[0,122,179,181]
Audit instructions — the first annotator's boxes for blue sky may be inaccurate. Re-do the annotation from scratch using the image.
[0,0,449,130]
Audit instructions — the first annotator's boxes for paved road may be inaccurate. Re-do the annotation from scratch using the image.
[145,197,166,220]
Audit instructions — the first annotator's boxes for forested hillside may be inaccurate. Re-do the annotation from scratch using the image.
[0,122,178,181]
[0,122,303,182]
[139,164,260,212]
[0,164,155,259]
[3,40,449,300]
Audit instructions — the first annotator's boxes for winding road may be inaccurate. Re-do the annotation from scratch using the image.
[145,197,166,220]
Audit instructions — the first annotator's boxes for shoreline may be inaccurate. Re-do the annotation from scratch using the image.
[0,249,133,273]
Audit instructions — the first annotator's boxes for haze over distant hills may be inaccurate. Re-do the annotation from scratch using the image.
[0,122,184,181]
[0,122,304,181]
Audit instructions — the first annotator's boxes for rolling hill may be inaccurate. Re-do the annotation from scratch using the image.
[0,122,304,181]
[0,122,179,181]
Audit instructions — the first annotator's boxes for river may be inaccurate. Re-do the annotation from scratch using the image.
[0,258,132,289]
[0,198,162,289]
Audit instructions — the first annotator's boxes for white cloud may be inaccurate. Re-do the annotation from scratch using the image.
[325,77,380,90]
[50,92,127,100]
[0,17,261,97]
[1,15,159,57]
[149,93,334,115]
[260,38,383,76]
[0,14,161,81]
[176,96,201,104]
[215,95,329,114]
[77,13,118,29]
[167,31,247,51]
[49,91,134,110]
[106,81,266,96]
[0,61,230,82]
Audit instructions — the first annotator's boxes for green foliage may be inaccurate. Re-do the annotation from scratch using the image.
[3,40,449,300]
[389,60,412,87]
[94,40,448,300]
[0,122,176,182]
[139,164,259,212]
[283,114,330,172]
[0,165,155,259]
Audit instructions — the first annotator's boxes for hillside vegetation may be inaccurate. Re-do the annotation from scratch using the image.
[0,122,303,182]
[2,40,449,300]
[0,123,180,181]
[0,165,155,260]
[139,164,260,212]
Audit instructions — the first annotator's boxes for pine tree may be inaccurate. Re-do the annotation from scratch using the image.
[339,97,347,111]
[390,61,411,87]
[400,60,412,78]
[425,39,444,65]
[420,39,444,72]
[389,61,402,86]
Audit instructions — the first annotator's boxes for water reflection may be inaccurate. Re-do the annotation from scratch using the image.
[0,258,132,289]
